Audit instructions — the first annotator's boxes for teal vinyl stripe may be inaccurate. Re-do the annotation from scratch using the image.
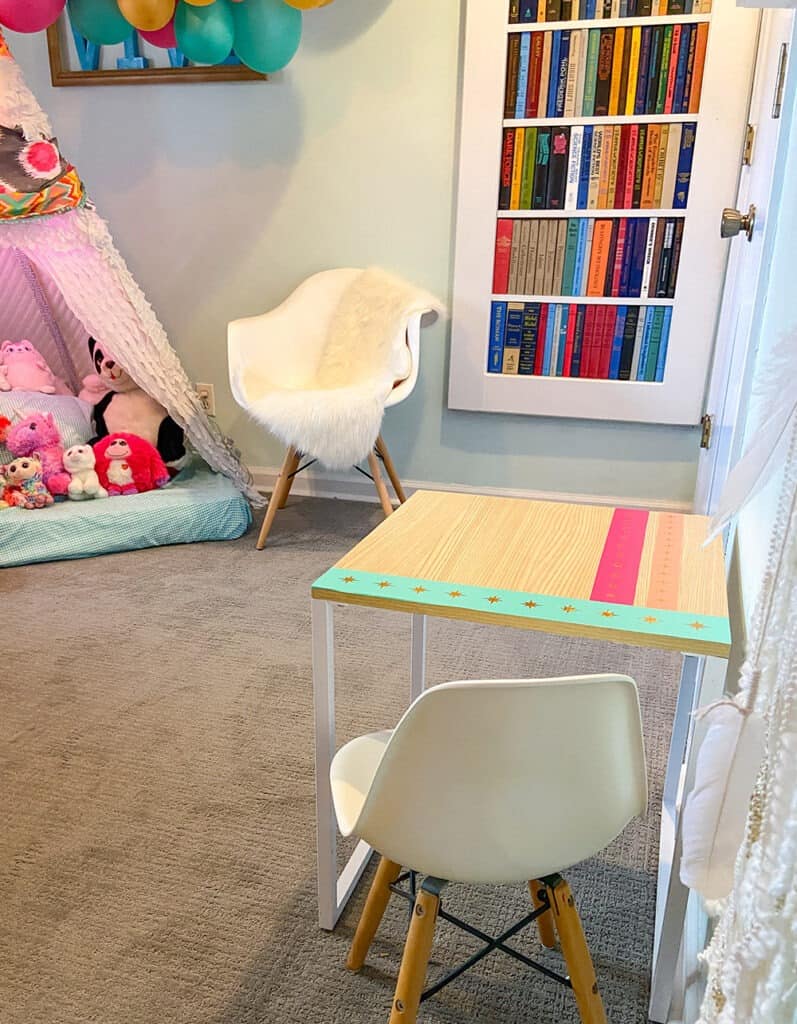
[313,568,731,650]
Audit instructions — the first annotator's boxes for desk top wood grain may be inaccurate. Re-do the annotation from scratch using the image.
[312,490,730,657]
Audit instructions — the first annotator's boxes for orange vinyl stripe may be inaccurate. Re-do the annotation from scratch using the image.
[646,513,684,610]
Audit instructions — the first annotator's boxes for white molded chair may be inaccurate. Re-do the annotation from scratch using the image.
[228,269,432,549]
[331,674,648,1024]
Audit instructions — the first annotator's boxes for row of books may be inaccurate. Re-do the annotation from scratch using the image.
[494,216,683,299]
[499,122,695,211]
[504,24,708,119]
[488,300,671,380]
[508,0,712,24]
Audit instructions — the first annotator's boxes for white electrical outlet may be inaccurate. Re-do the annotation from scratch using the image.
[196,383,216,416]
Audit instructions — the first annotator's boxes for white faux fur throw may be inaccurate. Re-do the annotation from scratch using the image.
[245,268,442,469]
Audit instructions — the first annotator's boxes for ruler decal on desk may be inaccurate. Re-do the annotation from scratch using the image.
[590,508,649,606]
[646,512,684,610]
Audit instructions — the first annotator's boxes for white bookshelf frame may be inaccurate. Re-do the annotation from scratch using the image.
[448,0,759,424]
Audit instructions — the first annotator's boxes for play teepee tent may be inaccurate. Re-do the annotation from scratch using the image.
[0,27,259,504]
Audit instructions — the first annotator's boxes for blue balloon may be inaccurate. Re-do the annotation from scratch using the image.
[175,0,234,65]
[232,0,302,75]
[68,0,132,45]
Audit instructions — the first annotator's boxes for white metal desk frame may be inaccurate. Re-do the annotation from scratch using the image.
[312,599,725,1024]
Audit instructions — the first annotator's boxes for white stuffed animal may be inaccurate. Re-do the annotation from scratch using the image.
[63,444,108,500]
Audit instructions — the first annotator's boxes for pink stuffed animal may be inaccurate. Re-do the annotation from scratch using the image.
[0,340,57,394]
[5,411,71,496]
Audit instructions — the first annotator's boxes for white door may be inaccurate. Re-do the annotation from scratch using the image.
[694,10,794,515]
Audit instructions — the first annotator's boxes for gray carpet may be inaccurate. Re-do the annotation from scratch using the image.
[1,497,679,1024]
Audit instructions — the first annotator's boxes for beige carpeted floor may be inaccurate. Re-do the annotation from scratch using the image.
[1,497,679,1024]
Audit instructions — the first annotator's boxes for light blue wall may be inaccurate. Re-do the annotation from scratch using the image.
[7,0,700,502]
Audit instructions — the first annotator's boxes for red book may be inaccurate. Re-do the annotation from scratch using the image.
[610,219,627,296]
[493,220,514,294]
[597,305,617,378]
[562,303,578,376]
[590,306,607,377]
[614,126,631,209]
[534,303,548,375]
[664,25,681,115]
[582,305,598,378]
[623,125,639,209]
[526,33,545,118]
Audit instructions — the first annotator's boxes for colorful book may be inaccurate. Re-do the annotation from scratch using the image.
[565,125,583,210]
[572,218,589,295]
[508,221,522,293]
[577,125,593,208]
[570,304,587,377]
[515,32,532,119]
[499,128,516,211]
[502,301,525,373]
[519,302,541,374]
[555,303,570,375]
[618,305,639,379]
[673,122,696,209]
[588,126,603,210]
[555,31,571,118]
[539,31,553,116]
[645,25,663,116]
[525,220,541,293]
[655,306,672,381]
[632,123,647,209]
[618,218,636,297]
[527,32,545,116]
[552,218,569,295]
[666,217,684,298]
[653,124,669,208]
[630,307,647,379]
[488,301,507,373]
[494,220,514,293]
[505,35,521,119]
[564,29,581,117]
[634,26,652,116]
[661,123,681,207]
[611,217,628,295]
[608,27,625,116]
[562,218,580,294]
[640,217,658,297]
[547,127,571,209]
[516,219,531,292]
[641,125,660,208]
[520,126,538,209]
[594,28,615,117]
[623,124,639,208]
[548,31,562,118]
[689,23,709,114]
[587,219,613,296]
[681,19,698,114]
[645,305,665,380]
[541,302,557,374]
[626,27,641,116]
[534,303,548,373]
[672,24,692,113]
[635,305,655,379]
[582,28,601,116]
[664,24,682,114]
[656,25,673,114]
[532,128,552,209]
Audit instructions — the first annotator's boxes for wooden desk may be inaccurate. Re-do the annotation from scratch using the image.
[311,490,730,1020]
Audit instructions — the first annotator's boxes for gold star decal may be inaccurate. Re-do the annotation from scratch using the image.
[342,576,356,583]
[523,600,538,609]
[413,585,427,594]
[486,596,501,604]
[601,610,616,618]
[643,616,658,624]
[689,621,706,630]
[377,580,391,589]
[449,590,463,599]
[562,604,576,613]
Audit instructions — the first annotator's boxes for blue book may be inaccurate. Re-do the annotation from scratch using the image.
[516,33,532,119]
[645,306,665,380]
[655,307,672,382]
[673,123,697,210]
[555,31,571,118]
[618,219,637,298]
[673,25,692,114]
[634,27,652,116]
[556,304,570,376]
[542,303,557,375]
[608,306,627,380]
[586,0,596,19]
[573,220,589,296]
[487,301,507,373]
[562,219,580,296]
[520,2,535,20]
[548,32,562,119]
[628,218,649,297]
[570,304,587,377]
[577,126,593,209]
[636,307,655,380]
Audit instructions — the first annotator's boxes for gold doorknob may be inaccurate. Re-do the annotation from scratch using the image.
[720,204,756,242]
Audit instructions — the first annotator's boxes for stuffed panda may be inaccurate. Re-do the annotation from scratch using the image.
[81,337,186,469]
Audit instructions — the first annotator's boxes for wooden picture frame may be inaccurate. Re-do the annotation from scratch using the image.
[46,17,266,87]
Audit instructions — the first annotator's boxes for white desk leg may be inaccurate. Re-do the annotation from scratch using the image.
[410,614,427,702]
[312,599,374,931]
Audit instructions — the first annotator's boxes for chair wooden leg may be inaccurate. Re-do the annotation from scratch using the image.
[389,886,440,1024]
[278,450,301,509]
[368,451,394,518]
[546,877,607,1024]
[256,446,300,550]
[528,880,557,949]
[376,434,407,504]
[347,857,402,972]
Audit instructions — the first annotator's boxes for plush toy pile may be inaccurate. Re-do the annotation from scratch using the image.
[0,335,181,512]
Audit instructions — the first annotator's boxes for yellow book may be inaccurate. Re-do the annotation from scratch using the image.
[625,27,641,116]
[608,27,625,116]
[597,125,613,210]
[537,0,546,22]
[510,127,525,210]
[653,124,669,208]
[640,125,660,208]
[588,126,603,210]
[607,123,622,209]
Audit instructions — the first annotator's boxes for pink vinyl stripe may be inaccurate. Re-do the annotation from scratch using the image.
[590,508,650,605]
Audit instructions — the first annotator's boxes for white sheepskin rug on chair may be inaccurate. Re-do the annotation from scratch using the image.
[242,268,442,470]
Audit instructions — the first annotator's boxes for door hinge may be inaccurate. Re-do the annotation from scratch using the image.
[700,414,713,450]
[773,42,788,119]
[742,123,755,166]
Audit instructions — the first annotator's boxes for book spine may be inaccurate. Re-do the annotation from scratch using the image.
[553,218,569,295]
[488,301,507,372]
[520,127,538,209]
[546,0,562,24]
[607,124,622,211]
[583,28,601,116]
[498,128,515,210]
[632,123,647,210]
[681,18,698,113]
[664,23,681,114]
[537,0,547,23]
[625,27,641,116]
[532,128,552,209]
[640,216,658,297]
[547,127,570,210]
[543,216,559,294]
[505,35,521,119]
[635,306,654,379]
[618,218,636,297]
[534,303,548,373]
[586,219,613,296]
[562,302,578,375]
[571,304,587,377]
[548,31,562,118]
[494,219,514,293]
[608,27,625,116]
[525,220,541,293]
[644,25,662,116]
[509,0,521,23]
[653,123,668,208]
[527,32,545,116]
[661,122,681,208]
[629,307,646,379]
[603,217,620,296]
[606,305,624,378]
[562,217,580,294]
[502,300,525,373]
[564,29,580,117]
[688,22,709,114]
[577,124,593,209]
[562,0,573,21]
[623,123,639,208]
[666,217,684,298]
[645,305,665,380]
[508,219,522,293]
[672,24,691,113]
[572,218,588,295]
[555,30,571,118]
[542,303,557,374]
[618,304,638,379]
[510,126,526,210]
[516,219,531,292]
[581,305,597,377]
[594,28,615,117]
[641,124,660,208]
[519,302,540,374]
[647,217,666,299]
[515,32,532,119]
[539,31,553,116]
[574,29,588,117]
[610,217,628,296]
[535,220,549,294]
[673,122,696,209]
[597,125,614,210]
[565,126,583,210]
[520,0,536,20]
[629,217,649,297]
[656,25,673,114]
[634,26,651,117]
[654,306,672,381]
[556,303,570,375]
[588,126,603,210]
[655,218,675,296]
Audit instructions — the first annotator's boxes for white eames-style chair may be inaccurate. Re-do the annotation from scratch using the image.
[331,674,648,1024]
[228,268,433,549]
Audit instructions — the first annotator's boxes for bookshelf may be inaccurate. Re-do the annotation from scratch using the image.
[448,0,759,424]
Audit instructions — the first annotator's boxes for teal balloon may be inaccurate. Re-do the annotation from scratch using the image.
[175,0,234,65]
[68,0,132,45]
[232,0,302,74]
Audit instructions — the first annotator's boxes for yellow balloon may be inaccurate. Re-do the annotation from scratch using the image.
[117,0,175,30]
[283,0,333,8]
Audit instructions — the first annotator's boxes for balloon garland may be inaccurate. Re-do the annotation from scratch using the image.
[0,0,334,73]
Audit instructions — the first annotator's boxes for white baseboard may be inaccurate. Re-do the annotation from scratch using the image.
[251,464,692,513]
